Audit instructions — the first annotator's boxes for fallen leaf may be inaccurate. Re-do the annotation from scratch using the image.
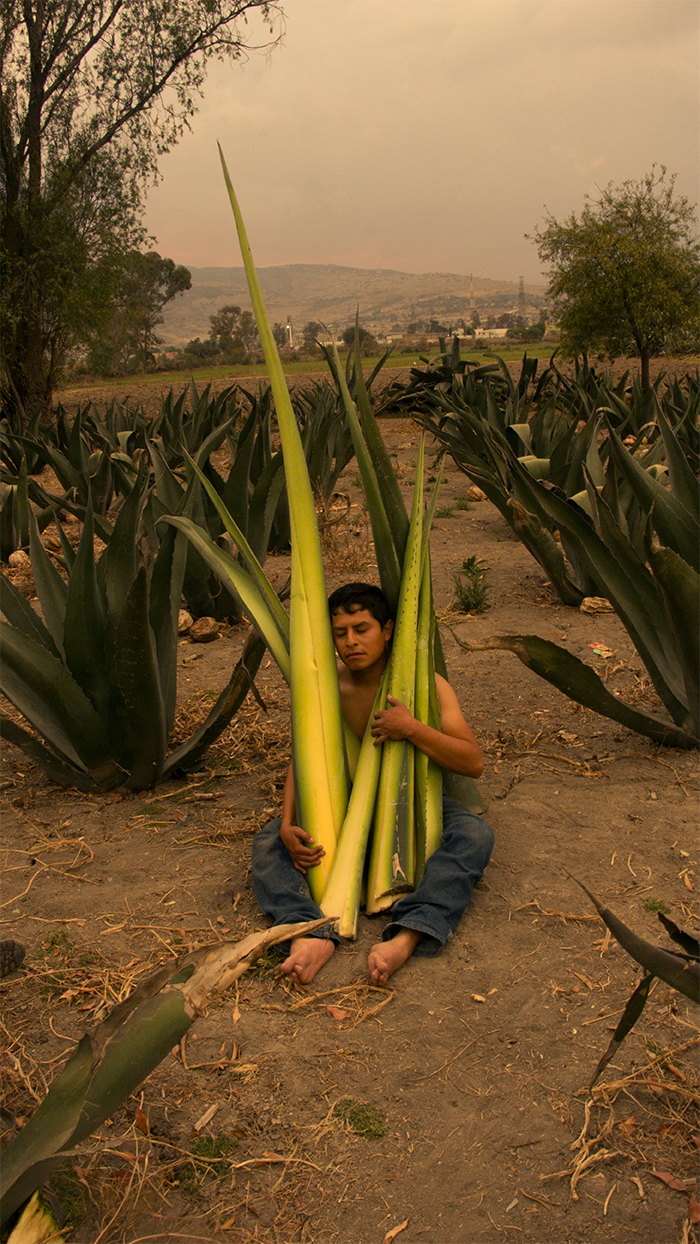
[651,1171,689,1193]
[690,1193,700,1225]
[383,1220,409,1244]
[134,1106,150,1136]
[617,1114,636,1134]
[326,1005,352,1020]
[471,994,486,1003]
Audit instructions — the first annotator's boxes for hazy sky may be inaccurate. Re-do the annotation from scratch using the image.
[143,0,699,284]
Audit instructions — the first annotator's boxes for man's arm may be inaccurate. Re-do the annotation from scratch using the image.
[280,763,327,874]
[370,674,483,777]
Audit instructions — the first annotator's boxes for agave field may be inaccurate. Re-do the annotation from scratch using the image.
[0,193,698,1239]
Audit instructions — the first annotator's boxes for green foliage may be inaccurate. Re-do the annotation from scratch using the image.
[49,1162,87,1230]
[177,1135,238,1192]
[533,168,700,392]
[333,1099,388,1140]
[421,359,700,747]
[435,505,454,518]
[451,556,490,613]
[644,898,671,914]
[208,304,258,363]
[0,473,268,790]
[86,251,191,376]
[1,0,281,417]
[0,921,327,1229]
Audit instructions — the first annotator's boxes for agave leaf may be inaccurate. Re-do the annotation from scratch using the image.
[656,404,700,516]
[0,716,122,793]
[221,403,258,536]
[27,510,67,656]
[367,438,426,911]
[97,470,145,616]
[162,631,266,779]
[657,911,700,958]
[506,499,584,606]
[589,973,655,1090]
[219,147,348,889]
[193,415,237,470]
[181,451,289,642]
[571,876,700,1004]
[330,336,401,611]
[164,516,290,682]
[509,462,689,720]
[349,334,410,564]
[109,565,166,790]
[247,449,287,563]
[451,631,697,750]
[605,422,699,572]
[647,546,699,736]
[6,1188,65,1243]
[62,501,110,725]
[0,627,122,778]
[0,575,61,659]
[0,919,331,1228]
[148,520,187,735]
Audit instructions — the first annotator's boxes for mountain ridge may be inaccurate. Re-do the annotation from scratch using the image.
[159,263,548,345]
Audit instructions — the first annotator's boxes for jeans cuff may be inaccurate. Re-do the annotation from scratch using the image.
[381,919,444,957]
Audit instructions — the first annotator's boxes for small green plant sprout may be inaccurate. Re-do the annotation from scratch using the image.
[455,495,472,511]
[644,897,671,914]
[177,1135,237,1193]
[451,556,490,614]
[333,1099,387,1139]
[436,505,455,518]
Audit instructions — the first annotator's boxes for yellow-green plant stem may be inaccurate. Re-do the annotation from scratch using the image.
[366,437,426,912]
[219,147,348,896]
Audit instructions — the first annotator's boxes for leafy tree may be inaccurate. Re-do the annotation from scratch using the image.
[341,325,375,350]
[208,304,257,362]
[272,323,288,349]
[302,321,325,346]
[86,251,190,375]
[1,0,281,417]
[428,318,449,335]
[184,338,221,362]
[533,168,700,392]
[470,311,480,329]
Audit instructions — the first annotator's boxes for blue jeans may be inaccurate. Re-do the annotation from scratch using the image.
[251,793,494,956]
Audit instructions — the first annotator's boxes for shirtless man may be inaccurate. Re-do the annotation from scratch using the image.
[251,582,493,986]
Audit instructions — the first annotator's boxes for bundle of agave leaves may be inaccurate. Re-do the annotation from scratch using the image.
[0,919,332,1239]
[165,148,483,942]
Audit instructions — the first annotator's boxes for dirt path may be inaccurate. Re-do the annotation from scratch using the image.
[1,419,698,1244]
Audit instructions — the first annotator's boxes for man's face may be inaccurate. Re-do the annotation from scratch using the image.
[331,607,393,671]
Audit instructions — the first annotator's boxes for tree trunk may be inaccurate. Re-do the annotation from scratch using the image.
[640,350,651,395]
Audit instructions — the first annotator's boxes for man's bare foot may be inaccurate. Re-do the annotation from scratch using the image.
[368,927,423,985]
[280,936,335,985]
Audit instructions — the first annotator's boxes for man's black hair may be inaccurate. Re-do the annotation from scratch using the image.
[327,582,393,628]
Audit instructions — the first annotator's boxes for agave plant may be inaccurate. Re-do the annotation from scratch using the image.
[0,471,267,792]
[0,919,331,1231]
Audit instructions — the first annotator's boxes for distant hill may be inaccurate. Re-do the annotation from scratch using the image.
[159,263,547,345]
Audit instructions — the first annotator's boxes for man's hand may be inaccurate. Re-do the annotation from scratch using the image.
[280,823,325,874]
[371,695,416,745]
